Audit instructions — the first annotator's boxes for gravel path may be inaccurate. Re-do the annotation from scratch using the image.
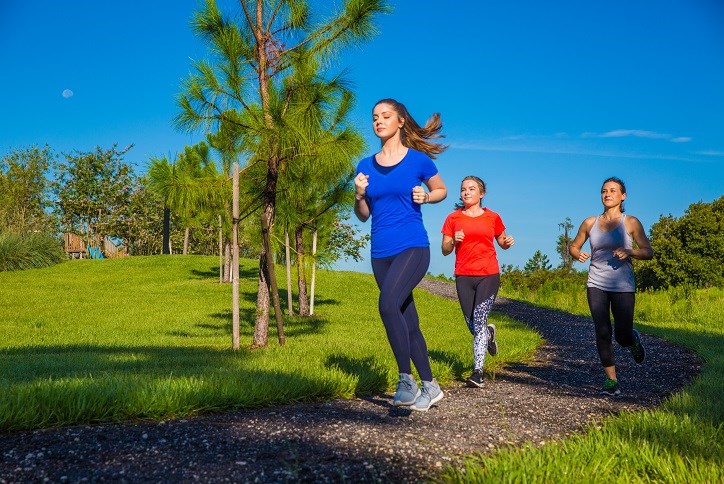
[0,279,701,483]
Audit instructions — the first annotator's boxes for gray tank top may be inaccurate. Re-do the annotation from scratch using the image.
[587,215,635,292]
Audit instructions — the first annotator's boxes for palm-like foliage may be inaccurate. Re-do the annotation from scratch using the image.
[174,0,388,346]
[147,142,225,254]
[273,53,366,315]
[226,49,365,316]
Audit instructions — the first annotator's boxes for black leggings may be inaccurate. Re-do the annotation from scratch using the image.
[371,247,433,381]
[586,286,635,367]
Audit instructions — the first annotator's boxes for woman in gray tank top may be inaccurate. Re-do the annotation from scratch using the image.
[569,177,654,396]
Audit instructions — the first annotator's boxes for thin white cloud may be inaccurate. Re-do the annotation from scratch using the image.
[449,141,709,164]
[62,89,74,98]
[602,129,669,139]
[583,129,691,143]
[695,150,724,157]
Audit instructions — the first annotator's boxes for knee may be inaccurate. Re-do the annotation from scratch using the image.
[595,326,612,342]
[378,297,398,321]
[615,331,633,347]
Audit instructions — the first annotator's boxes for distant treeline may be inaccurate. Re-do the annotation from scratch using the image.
[499,195,723,292]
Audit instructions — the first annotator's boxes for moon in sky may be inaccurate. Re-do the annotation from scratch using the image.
[62,89,74,98]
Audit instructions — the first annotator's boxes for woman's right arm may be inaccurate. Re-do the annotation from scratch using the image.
[353,172,370,222]
[354,195,370,222]
[441,234,455,256]
[569,217,594,263]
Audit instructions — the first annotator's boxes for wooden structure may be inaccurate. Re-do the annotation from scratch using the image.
[103,237,128,258]
[64,233,86,259]
[63,233,128,259]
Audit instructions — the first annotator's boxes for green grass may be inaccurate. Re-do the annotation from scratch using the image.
[6,258,720,481]
[440,283,724,482]
[0,232,66,272]
[0,255,540,431]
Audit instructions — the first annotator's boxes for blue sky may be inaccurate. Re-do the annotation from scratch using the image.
[2,1,723,277]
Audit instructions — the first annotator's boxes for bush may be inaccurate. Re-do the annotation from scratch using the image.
[635,195,724,290]
[0,232,66,271]
[501,267,587,294]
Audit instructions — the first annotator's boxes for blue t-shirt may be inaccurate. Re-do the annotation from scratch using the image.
[356,148,439,258]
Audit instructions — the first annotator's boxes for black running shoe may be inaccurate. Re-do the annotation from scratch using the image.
[466,370,484,388]
[630,329,645,364]
[487,324,498,356]
[601,378,621,396]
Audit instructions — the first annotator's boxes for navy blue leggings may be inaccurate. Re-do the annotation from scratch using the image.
[586,287,635,367]
[371,246,433,381]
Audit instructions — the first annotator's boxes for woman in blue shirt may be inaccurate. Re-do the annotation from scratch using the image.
[353,98,447,411]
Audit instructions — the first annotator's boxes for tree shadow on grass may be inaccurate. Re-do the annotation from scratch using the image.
[428,349,468,380]
[283,316,329,337]
[310,296,342,308]
[189,266,257,280]
[324,354,389,396]
[189,267,219,280]
[240,289,342,310]
[0,344,255,385]
[204,302,330,338]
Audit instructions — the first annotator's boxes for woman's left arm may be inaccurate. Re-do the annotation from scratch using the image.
[496,231,515,250]
[423,173,447,204]
[619,216,653,260]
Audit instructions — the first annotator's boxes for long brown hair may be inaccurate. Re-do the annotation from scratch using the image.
[454,176,486,209]
[374,98,448,159]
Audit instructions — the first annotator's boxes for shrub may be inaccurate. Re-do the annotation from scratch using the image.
[635,195,724,290]
[501,267,587,294]
[0,232,66,271]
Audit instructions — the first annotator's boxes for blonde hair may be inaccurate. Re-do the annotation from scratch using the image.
[374,98,448,159]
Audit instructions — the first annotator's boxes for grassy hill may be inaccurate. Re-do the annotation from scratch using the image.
[2,256,721,481]
[0,255,539,430]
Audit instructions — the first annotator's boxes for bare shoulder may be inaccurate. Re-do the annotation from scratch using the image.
[580,216,597,231]
[624,214,644,229]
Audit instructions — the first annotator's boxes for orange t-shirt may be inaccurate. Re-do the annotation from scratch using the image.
[441,208,505,276]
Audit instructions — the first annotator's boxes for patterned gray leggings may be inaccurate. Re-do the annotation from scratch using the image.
[465,295,495,369]
[456,274,500,371]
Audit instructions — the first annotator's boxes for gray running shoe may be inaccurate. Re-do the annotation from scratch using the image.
[629,329,645,364]
[410,379,444,411]
[393,373,420,407]
[487,324,498,356]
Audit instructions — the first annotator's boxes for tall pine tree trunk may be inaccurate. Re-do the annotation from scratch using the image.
[223,240,231,283]
[218,215,223,283]
[254,15,284,346]
[295,225,310,316]
[183,227,190,255]
[285,228,293,316]
[252,253,270,347]
[254,158,285,345]
[162,206,171,254]
[310,229,318,316]
[232,164,240,350]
